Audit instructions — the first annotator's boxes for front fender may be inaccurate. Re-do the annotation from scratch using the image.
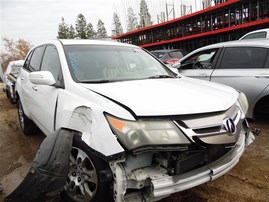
[59,106,125,158]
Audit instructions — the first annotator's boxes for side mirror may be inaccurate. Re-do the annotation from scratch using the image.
[29,71,56,86]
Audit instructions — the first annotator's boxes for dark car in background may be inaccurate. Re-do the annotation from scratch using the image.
[151,49,188,66]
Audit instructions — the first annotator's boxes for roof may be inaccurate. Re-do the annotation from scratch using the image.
[195,39,269,50]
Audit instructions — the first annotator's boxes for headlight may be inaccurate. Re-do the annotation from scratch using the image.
[238,92,249,115]
[106,114,190,150]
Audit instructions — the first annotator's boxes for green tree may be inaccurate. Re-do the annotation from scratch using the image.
[96,19,107,38]
[57,17,70,39]
[68,25,76,39]
[139,0,152,28]
[112,12,123,36]
[0,37,32,71]
[75,14,88,39]
[127,7,138,32]
[85,23,96,38]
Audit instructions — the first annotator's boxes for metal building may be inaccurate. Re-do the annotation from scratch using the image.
[113,0,269,52]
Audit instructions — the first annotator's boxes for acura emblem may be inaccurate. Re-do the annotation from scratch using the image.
[223,118,236,135]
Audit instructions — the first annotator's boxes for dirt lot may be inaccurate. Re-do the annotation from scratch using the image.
[0,82,268,202]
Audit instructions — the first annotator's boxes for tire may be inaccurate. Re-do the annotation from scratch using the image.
[17,99,38,135]
[6,88,11,99]
[62,136,112,202]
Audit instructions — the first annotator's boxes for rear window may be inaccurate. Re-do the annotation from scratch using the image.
[241,32,267,40]
[219,47,268,69]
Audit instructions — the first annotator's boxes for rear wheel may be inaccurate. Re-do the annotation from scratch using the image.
[17,99,38,135]
[62,136,112,202]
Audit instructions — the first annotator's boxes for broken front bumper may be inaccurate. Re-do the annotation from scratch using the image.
[152,131,254,198]
[112,130,255,201]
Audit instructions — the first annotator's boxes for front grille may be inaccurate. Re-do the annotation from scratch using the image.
[155,145,229,175]
[173,104,243,145]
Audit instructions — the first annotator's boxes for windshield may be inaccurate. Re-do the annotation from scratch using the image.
[64,45,174,82]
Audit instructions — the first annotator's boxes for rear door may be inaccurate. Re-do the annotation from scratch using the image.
[210,46,269,105]
[178,48,221,81]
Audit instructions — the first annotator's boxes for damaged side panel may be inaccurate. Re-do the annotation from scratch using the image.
[60,106,124,157]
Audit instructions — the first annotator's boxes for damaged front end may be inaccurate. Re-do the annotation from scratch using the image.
[109,104,255,201]
[5,104,255,202]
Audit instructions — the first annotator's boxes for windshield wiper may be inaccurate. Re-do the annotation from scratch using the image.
[80,79,111,83]
[148,75,175,79]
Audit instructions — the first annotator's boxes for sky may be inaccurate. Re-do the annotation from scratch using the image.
[0,0,203,51]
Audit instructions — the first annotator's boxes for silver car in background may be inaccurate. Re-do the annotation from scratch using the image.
[172,40,269,119]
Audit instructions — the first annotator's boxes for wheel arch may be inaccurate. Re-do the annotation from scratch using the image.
[58,105,125,161]
[253,94,269,119]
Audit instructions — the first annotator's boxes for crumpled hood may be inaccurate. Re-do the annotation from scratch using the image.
[80,77,238,116]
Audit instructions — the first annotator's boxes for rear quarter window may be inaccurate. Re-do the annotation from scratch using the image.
[219,47,268,69]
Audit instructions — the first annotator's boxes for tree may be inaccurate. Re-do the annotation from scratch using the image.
[96,19,107,38]
[75,14,88,39]
[68,25,76,39]
[57,17,70,39]
[139,0,153,28]
[111,12,123,36]
[0,37,32,72]
[85,23,96,38]
[127,7,138,32]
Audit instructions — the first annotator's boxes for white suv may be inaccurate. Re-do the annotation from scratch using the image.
[15,40,254,202]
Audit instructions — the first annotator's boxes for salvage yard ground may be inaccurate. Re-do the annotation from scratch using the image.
[0,82,268,202]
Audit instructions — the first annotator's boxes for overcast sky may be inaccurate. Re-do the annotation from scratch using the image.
[0,0,202,51]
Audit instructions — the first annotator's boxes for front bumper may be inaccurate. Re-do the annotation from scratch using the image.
[111,129,255,201]
[152,130,254,198]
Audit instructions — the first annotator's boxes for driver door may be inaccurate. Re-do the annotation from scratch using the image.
[178,48,221,81]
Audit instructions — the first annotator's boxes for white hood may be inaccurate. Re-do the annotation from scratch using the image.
[80,77,238,116]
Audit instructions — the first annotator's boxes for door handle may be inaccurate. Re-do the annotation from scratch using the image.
[32,86,38,91]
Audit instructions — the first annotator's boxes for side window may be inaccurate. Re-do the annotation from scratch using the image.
[241,32,267,40]
[29,46,45,72]
[219,47,268,69]
[23,51,34,71]
[181,49,218,70]
[40,45,61,80]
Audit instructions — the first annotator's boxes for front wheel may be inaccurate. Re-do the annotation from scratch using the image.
[62,136,112,202]
[17,99,38,135]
